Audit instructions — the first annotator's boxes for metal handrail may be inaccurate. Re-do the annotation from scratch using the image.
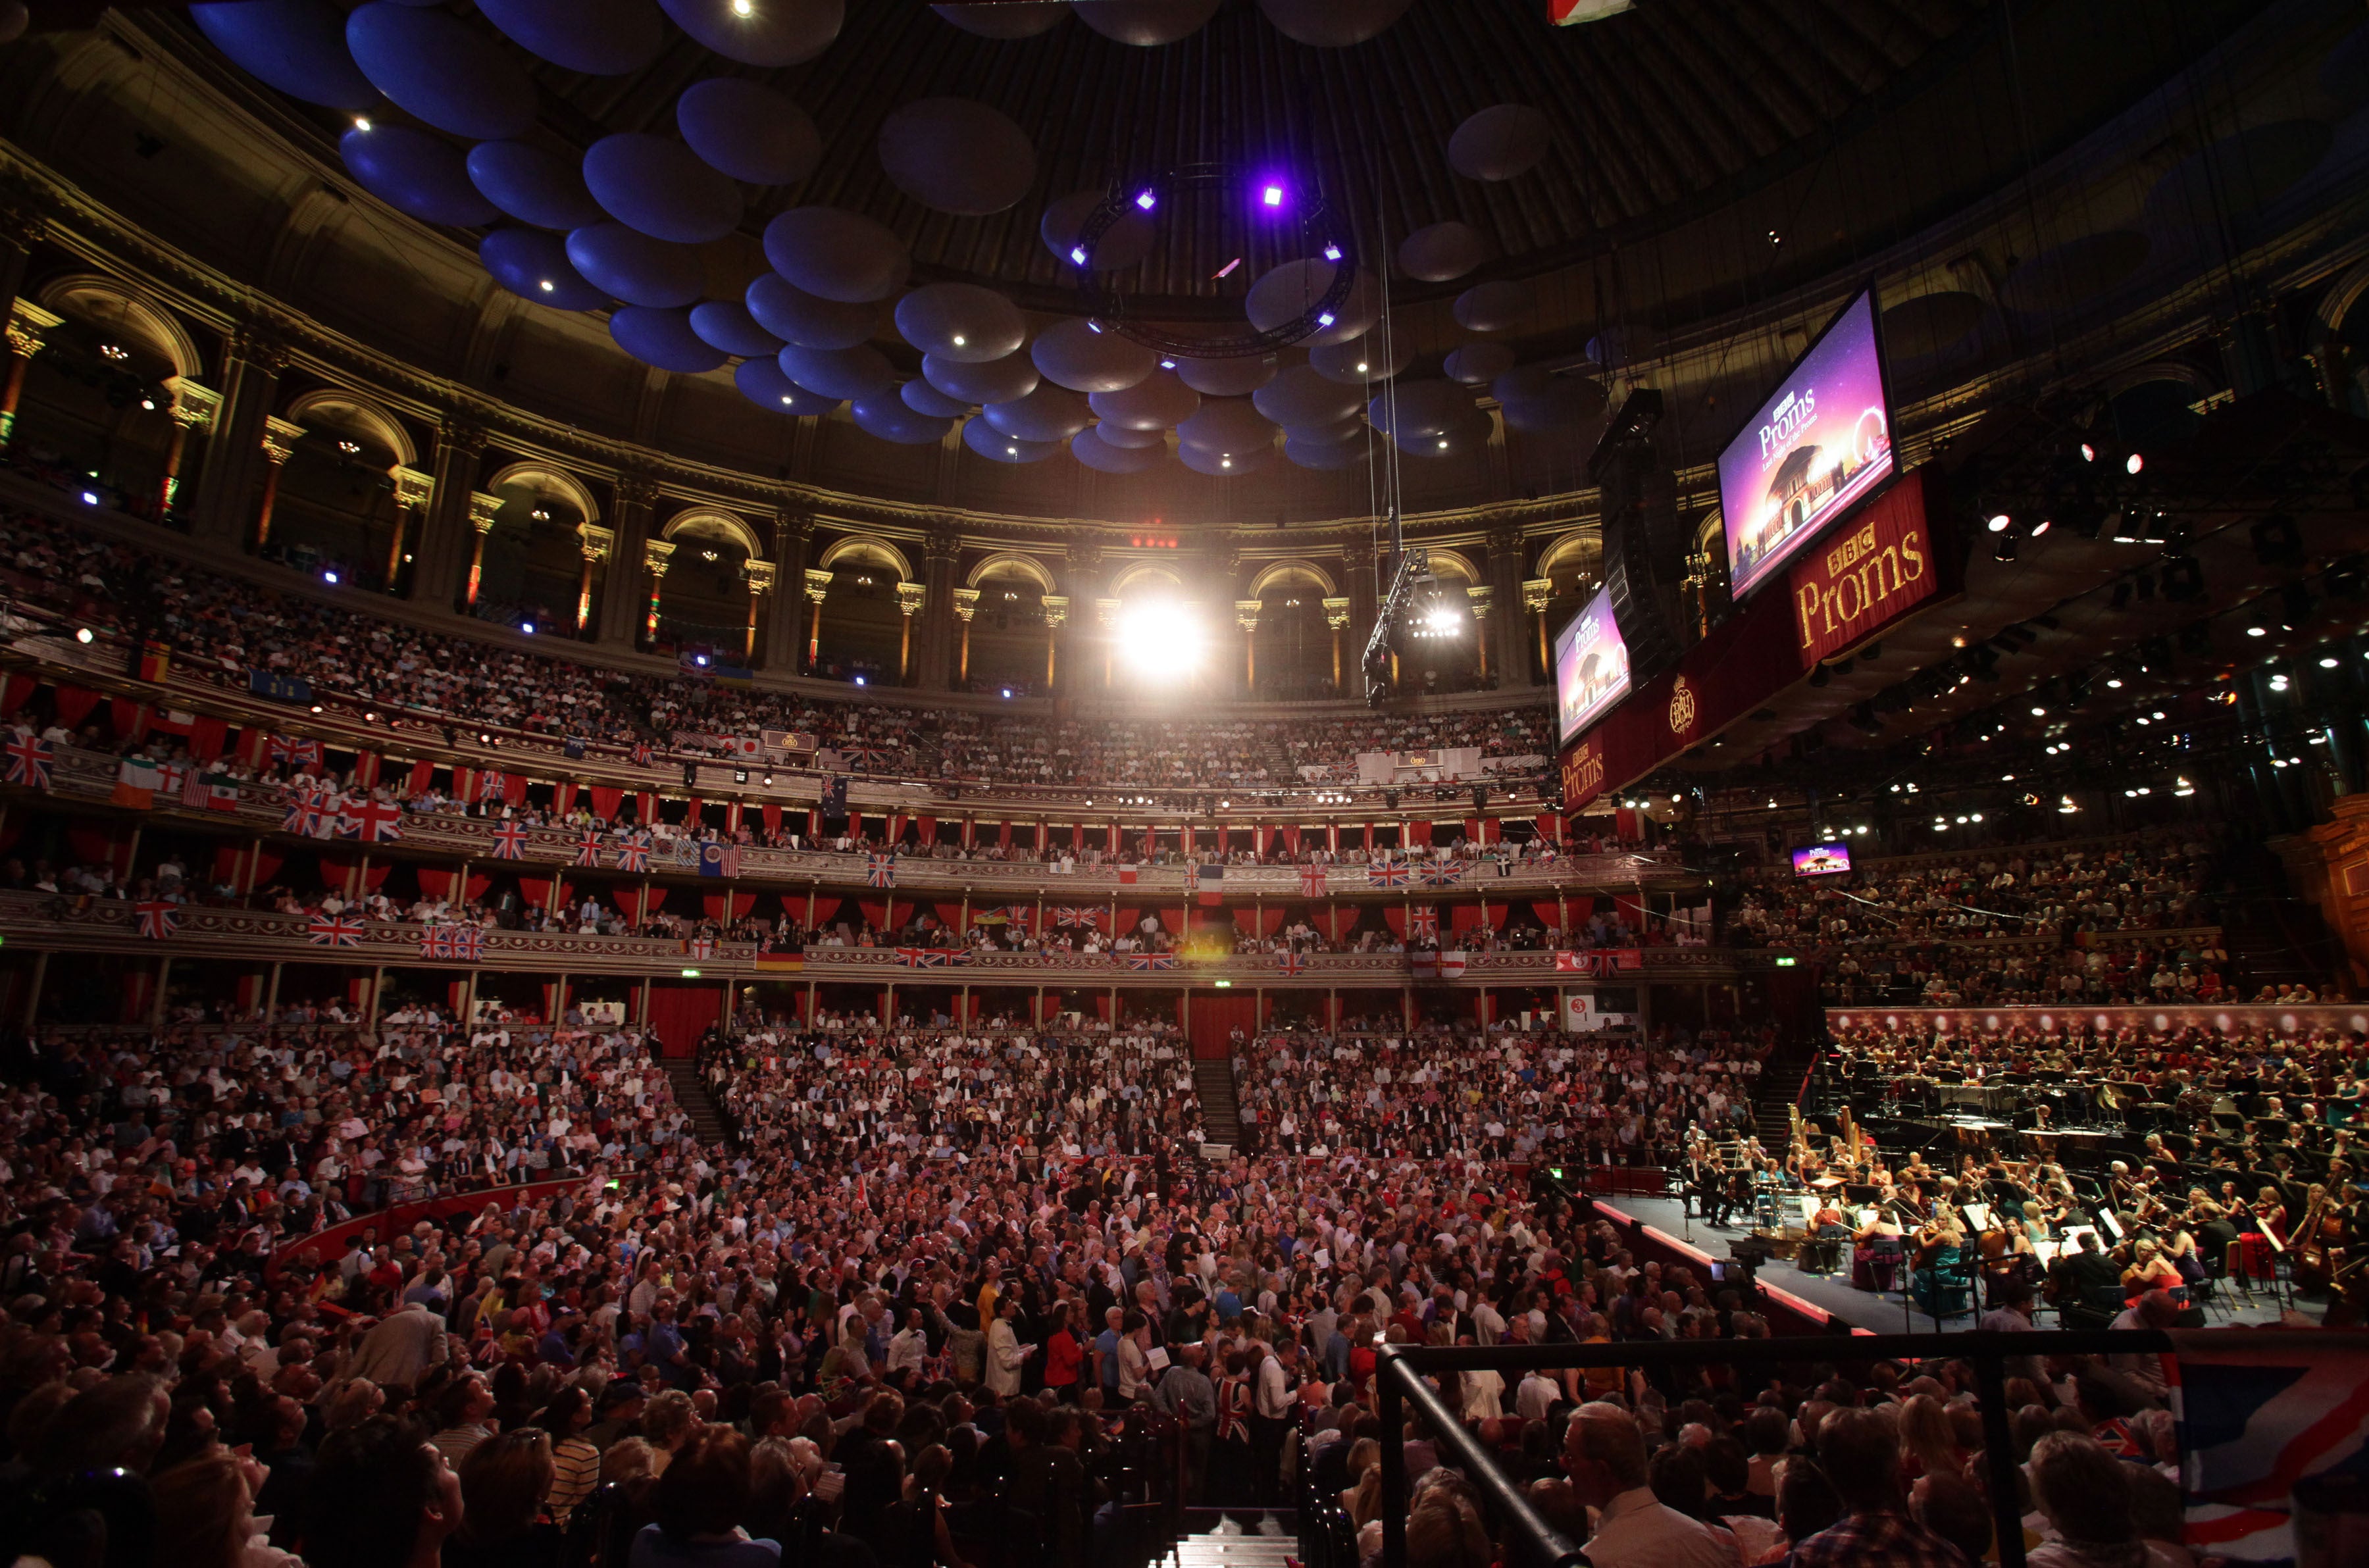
[1373,1329,2364,1568]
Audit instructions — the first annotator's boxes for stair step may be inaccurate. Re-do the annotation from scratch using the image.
[1175,1543,1296,1566]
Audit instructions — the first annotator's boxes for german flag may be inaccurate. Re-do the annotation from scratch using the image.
[137,642,171,684]
[755,950,804,972]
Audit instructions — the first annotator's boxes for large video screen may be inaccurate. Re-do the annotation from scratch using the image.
[1718,288,1895,600]
[1792,842,1852,877]
[1552,586,1631,746]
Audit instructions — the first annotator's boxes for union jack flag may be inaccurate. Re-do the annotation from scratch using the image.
[282,788,328,837]
[631,742,654,767]
[573,830,604,868]
[266,734,322,770]
[134,899,179,940]
[489,821,530,860]
[1123,953,1177,971]
[866,853,897,888]
[4,732,53,790]
[307,914,365,948]
[1409,905,1439,941]
[2168,1332,2369,1563]
[1052,907,1102,929]
[897,946,971,968]
[1421,859,1466,888]
[1275,951,1307,975]
[614,831,652,873]
[420,925,485,961]
[474,768,509,803]
[1183,864,1199,892]
[999,905,1032,932]
[1365,856,1411,888]
[1299,865,1327,898]
[338,797,405,843]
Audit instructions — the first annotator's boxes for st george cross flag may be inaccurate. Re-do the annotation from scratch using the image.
[1123,953,1177,971]
[1365,856,1411,888]
[1275,951,1307,975]
[489,821,530,860]
[307,914,364,947]
[1437,951,1469,979]
[573,830,604,867]
[1421,859,1465,888]
[615,832,652,873]
[1299,865,1327,898]
[5,732,54,790]
[339,798,404,843]
[306,790,343,839]
[699,841,741,878]
[134,899,179,940]
[2168,1330,2369,1565]
[1409,905,1439,942]
[687,937,717,959]
[867,853,897,888]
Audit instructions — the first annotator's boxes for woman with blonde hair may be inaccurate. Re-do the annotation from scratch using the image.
[2118,1236,2182,1296]
[151,1448,299,1568]
[1898,1394,1966,1482]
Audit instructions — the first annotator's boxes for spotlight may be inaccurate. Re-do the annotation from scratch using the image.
[521,622,535,634]
[1134,189,1157,211]
[1986,513,2011,533]
[75,627,93,644]
[1087,320,1103,334]
[2280,582,2313,630]
[2029,518,2051,538]
[2126,453,2144,474]
[853,674,865,686]
[1261,183,1285,208]
[2246,624,2267,637]
[80,490,99,506]
[538,280,555,293]
[323,569,340,585]
[2321,656,2339,669]
[1116,601,1206,682]
[2160,556,2204,603]
[353,116,372,132]
[1323,244,1342,262]
[2079,442,2096,463]
[1159,359,1177,370]
[1317,313,1335,328]
[1069,246,1087,265]
[731,0,752,14]
[1993,533,2018,562]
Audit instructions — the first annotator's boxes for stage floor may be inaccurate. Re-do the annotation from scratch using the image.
[1591,1192,2326,1334]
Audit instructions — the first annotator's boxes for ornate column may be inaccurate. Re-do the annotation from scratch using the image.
[762,510,812,670]
[1523,577,1554,679]
[157,379,220,520]
[642,537,676,645]
[411,419,488,605]
[742,559,776,662]
[1235,599,1262,693]
[1323,596,1352,692]
[461,491,503,608]
[1041,595,1069,690]
[384,466,433,593]
[251,415,305,551]
[919,524,961,688]
[952,588,981,684]
[1465,584,1494,681]
[0,300,62,453]
[192,326,290,545]
[1484,523,1531,686]
[574,522,613,632]
[595,474,658,644]
[803,567,833,667]
[895,580,925,682]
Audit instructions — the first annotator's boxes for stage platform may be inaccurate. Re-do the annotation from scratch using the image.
[1585,1191,2326,1335]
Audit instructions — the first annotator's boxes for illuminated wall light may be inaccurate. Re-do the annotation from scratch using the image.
[1323,244,1342,262]
[1261,184,1285,207]
[1069,246,1087,265]
[2126,453,2145,474]
[538,280,555,293]
[2246,625,2266,636]
[353,116,372,132]
[2320,655,2339,669]
[1134,189,1157,211]
[2106,677,2123,688]
[1986,513,2011,533]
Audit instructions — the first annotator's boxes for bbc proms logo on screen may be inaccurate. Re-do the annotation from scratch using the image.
[1758,386,1816,461]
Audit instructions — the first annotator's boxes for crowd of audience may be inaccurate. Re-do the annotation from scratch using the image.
[1,505,1555,794]
[1723,832,2301,1007]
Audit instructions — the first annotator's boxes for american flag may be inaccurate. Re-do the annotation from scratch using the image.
[1299,865,1327,898]
[307,914,365,947]
[1123,953,1177,971]
[897,947,971,968]
[615,832,652,873]
[489,821,530,860]
[1052,907,1102,929]
[134,899,179,940]
[2168,1332,2369,1563]
[573,830,604,867]
[339,798,405,843]
[4,733,53,790]
[1365,856,1411,888]
[1421,859,1466,887]
[1409,905,1439,941]
[267,734,322,769]
[867,853,897,888]
[1275,951,1307,975]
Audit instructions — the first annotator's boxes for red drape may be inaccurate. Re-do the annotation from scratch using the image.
[1617,894,1646,932]
[553,782,576,816]
[1283,825,1302,853]
[518,876,563,909]
[1362,822,1375,852]
[1187,993,1256,1059]
[216,845,281,888]
[465,872,492,901]
[701,891,755,921]
[0,674,34,715]
[1116,907,1146,934]
[761,804,781,837]
[646,983,724,1057]
[917,814,935,841]
[1408,821,1433,847]
[54,685,101,728]
[1256,907,1286,935]
[108,697,147,740]
[591,786,623,820]
[186,715,228,761]
[1384,907,1408,938]
[1535,811,1560,843]
[636,792,656,822]
[935,901,966,930]
[859,900,887,929]
[1161,905,1184,934]
[1452,903,1487,935]
[417,867,453,899]
[402,759,432,794]
[1533,900,1566,929]
[319,853,392,892]
[999,820,1013,848]
[638,886,667,917]
[350,752,381,788]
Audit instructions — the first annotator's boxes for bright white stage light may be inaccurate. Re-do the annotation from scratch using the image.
[1117,601,1205,680]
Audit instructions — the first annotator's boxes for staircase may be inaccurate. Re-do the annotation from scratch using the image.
[2217,842,2343,995]
[1171,1513,1296,1568]
[1194,1059,1242,1155]
[661,1061,732,1145]
[1753,1036,1823,1150]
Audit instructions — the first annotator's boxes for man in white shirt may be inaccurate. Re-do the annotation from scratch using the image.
[1562,1403,1735,1568]
[1516,1367,1560,1422]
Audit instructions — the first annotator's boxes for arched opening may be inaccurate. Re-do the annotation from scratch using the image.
[963,554,1055,695]
[1247,562,1337,699]
[655,511,763,661]
[811,536,911,685]
[268,390,419,592]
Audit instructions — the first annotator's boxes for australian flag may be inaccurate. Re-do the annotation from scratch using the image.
[699,841,741,878]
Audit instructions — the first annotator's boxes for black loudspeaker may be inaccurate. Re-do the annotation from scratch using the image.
[1589,389,1689,684]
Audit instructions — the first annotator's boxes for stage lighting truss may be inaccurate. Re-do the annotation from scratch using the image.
[1071,163,1358,359]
